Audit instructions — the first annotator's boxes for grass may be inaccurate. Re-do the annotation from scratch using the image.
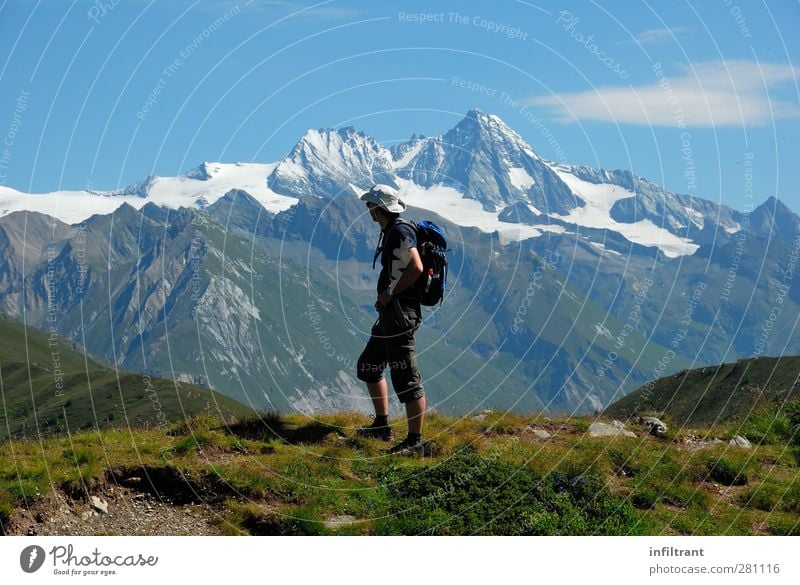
[1,409,799,536]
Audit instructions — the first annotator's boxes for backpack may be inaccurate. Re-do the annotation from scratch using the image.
[372,218,449,306]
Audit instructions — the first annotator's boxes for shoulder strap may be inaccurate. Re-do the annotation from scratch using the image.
[371,218,415,270]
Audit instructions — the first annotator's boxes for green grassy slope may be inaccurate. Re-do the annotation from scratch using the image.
[0,316,255,440]
[2,409,798,536]
[604,355,800,426]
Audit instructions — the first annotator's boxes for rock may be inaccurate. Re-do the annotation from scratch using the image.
[323,515,359,530]
[524,426,552,439]
[80,511,93,521]
[684,435,726,450]
[90,496,108,515]
[729,435,752,449]
[635,416,668,438]
[471,414,487,422]
[588,420,636,438]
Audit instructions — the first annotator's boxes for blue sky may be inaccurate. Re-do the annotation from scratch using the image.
[0,0,797,211]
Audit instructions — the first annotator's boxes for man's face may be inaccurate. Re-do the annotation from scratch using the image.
[367,203,380,222]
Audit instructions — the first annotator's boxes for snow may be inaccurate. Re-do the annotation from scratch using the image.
[684,206,705,229]
[395,177,564,243]
[723,223,741,234]
[0,162,297,224]
[527,203,542,216]
[392,139,425,169]
[589,241,622,257]
[507,167,534,190]
[548,165,699,258]
[593,323,616,342]
[522,146,539,160]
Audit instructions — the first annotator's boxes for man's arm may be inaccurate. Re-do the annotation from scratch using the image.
[377,247,423,307]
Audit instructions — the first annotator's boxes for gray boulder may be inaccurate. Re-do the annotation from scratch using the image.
[635,415,669,438]
[524,427,552,439]
[588,420,636,438]
[729,435,752,449]
[90,496,108,515]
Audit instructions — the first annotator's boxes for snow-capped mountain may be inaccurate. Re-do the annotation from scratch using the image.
[0,162,296,224]
[392,109,581,216]
[0,109,780,259]
[0,109,798,415]
[266,126,396,198]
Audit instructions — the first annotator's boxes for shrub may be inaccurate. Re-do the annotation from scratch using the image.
[784,401,800,428]
[631,487,660,509]
[706,458,748,486]
[740,483,782,512]
[171,432,213,455]
[767,515,800,536]
[573,419,590,433]
[379,449,639,535]
[741,399,800,446]
[742,481,800,514]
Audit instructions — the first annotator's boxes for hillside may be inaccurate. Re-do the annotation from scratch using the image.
[0,316,254,440]
[1,408,798,536]
[604,355,800,426]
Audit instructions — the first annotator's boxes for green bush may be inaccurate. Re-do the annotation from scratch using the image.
[631,487,660,509]
[573,419,590,433]
[741,399,800,445]
[740,483,782,512]
[171,433,213,455]
[743,481,800,514]
[706,457,748,486]
[784,401,800,428]
[767,514,800,536]
[377,449,640,535]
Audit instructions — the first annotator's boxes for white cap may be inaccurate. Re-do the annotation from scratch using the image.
[360,184,406,213]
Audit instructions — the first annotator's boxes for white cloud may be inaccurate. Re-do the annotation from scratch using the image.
[528,60,800,127]
[192,0,359,19]
[629,26,688,45]
[242,0,359,19]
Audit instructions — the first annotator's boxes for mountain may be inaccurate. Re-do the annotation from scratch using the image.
[266,127,396,198]
[604,355,800,427]
[393,109,580,215]
[0,162,296,224]
[0,315,254,440]
[0,110,798,416]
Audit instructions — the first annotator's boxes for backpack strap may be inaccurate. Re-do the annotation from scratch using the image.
[372,218,416,269]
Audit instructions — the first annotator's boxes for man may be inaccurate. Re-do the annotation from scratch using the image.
[356,184,426,455]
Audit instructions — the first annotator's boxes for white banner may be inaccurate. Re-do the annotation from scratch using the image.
[1,536,797,584]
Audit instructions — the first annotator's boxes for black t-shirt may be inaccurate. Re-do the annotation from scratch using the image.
[377,219,419,301]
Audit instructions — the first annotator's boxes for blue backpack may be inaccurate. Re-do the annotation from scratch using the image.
[373,218,449,306]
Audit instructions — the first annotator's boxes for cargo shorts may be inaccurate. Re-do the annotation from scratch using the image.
[356,298,425,403]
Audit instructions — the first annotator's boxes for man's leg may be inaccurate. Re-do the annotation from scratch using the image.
[405,395,426,435]
[356,335,393,440]
[367,378,389,416]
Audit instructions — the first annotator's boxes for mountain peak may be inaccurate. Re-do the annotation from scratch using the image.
[461,108,514,130]
[266,125,395,198]
[183,162,219,181]
[446,110,535,158]
[88,175,157,198]
[749,196,799,233]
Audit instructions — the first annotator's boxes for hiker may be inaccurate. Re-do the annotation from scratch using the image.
[356,184,426,455]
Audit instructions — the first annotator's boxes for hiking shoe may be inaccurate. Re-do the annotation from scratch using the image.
[387,436,424,456]
[357,419,394,441]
